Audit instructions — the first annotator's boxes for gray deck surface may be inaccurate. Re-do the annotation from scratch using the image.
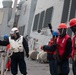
[5,57,73,75]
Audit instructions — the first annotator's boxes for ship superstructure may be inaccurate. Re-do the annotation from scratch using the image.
[0,0,75,51]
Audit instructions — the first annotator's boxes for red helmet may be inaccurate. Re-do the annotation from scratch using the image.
[69,18,76,27]
[58,23,67,29]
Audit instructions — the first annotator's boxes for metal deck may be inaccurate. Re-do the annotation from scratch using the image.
[5,57,73,75]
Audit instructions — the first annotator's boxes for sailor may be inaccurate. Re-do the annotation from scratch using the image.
[41,31,58,75]
[41,23,72,75]
[0,27,29,75]
[69,18,76,75]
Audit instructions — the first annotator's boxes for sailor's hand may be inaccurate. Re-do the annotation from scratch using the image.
[40,45,49,51]
[40,46,43,50]
[26,53,29,58]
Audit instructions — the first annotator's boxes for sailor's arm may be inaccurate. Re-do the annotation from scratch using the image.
[0,40,9,46]
[41,44,57,52]
[23,37,29,57]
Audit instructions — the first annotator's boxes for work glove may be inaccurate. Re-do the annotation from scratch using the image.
[26,53,29,58]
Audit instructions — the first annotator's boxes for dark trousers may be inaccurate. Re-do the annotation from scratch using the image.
[47,53,57,75]
[57,59,69,75]
[49,60,58,75]
[13,74,26,75]
[72,60,76,75]
[11,52,27,75]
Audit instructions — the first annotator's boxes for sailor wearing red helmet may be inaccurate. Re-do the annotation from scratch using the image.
[41,23,72,75]
[56,23,72,75]
[69,18,76,75]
